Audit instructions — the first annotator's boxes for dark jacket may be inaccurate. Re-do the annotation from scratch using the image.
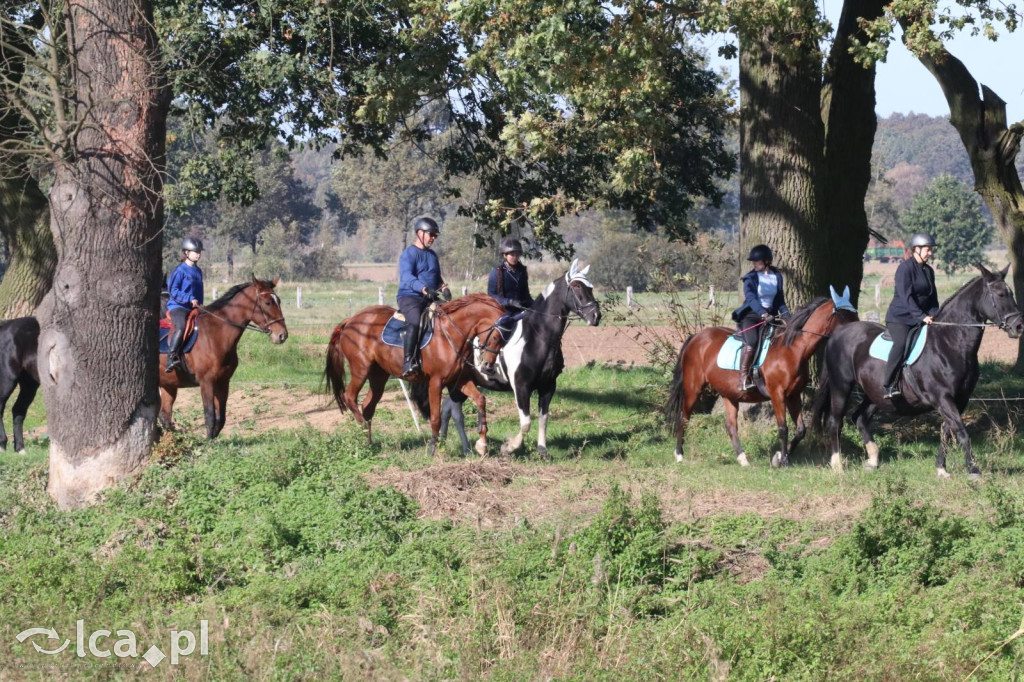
[167,262,204,312]
[886,257,939,326]
[731,268,790,322]
[488,262,534,310]
[397,245,443,301]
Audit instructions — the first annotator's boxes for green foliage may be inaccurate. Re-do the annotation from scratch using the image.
[902,175,994,275]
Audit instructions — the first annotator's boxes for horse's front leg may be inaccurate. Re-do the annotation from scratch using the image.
[784,392,806,460]
[12,379,38,453]
[500,383,531,457]
[936,399,978,479]
[200,383,217,439]
[722,398,749,467]
[535,380,556,460]
[456,380,488,456]
[427,378,444,457]
[443,396,473,456]
[769,393,791,468]
[850,400,879,469]
[211,380,230,439]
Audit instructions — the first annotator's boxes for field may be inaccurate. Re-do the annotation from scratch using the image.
[2,262,1024,679]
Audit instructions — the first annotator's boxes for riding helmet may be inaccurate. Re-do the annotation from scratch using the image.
[500,237,523,255]
[747,244,773,262]
[909,232,937,248]
[182,236,204,253]
[413,217,440,235]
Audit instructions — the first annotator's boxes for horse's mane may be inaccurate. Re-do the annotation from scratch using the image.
[205,279,276,312]
[781,297,828,346]
[441,293,503,314]
[937,275,982,316]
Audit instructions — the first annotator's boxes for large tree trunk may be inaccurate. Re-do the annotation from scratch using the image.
[907,40,1024,370]
[39,0,170,508]
[0,176,55,317]
[739,28,828,305]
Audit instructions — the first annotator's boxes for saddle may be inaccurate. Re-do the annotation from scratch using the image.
[868,325,928,366]
[381,304,437,349]
[717,324,776,371]
[158,309,200,355]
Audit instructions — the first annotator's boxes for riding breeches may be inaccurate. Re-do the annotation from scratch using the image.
[883,321,915,386]
[736,312,762,347]
[397,296,428,338]
[168,307,190,332]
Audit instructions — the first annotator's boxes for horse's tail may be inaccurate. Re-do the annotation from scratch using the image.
[666,334,695,438]
[324,322,348,409]
[410,381,431,419]
[810,357,832,434]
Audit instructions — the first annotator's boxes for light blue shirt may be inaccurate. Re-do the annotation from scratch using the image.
[757,271,779,311]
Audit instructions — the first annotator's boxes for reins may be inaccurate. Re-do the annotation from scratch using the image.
[198,287,284,335]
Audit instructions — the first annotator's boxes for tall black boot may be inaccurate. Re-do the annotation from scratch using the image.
[165,329,185,372]
[738,344,756,391]
[401,323,421,378]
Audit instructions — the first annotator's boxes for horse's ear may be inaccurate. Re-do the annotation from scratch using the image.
[251,273,259,285]
[977,263,993,278]
[842,285,850,300]
[999,264,1010,280]
[578,263,591,278]
[272,277,280,287]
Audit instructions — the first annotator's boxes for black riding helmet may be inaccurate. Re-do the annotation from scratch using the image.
[413,217,440,235]
[747,244,772,262]
[909,233,936,248]
[500,237,523,255]
[182,236,203,252]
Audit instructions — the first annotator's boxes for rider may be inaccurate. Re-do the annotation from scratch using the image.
[883,232,939,399]
[397,217,451,378]
[732,244,790,391]
[165,236,204,372]
[488,237,534,334]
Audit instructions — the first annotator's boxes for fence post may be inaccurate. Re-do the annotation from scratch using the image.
[296,286,302,309]
[875,283,881,308]
[626,286,633,309]
[708,285,716,309]
[212,287,219,301]
[462,286,467,297]
[378,287,384,305]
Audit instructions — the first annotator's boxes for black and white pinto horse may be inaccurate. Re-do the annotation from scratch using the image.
[0,317,40,453]
[415,260,601,458]
[812,265,1024,478]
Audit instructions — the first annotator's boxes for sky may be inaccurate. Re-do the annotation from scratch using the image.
[705,4,1024,118]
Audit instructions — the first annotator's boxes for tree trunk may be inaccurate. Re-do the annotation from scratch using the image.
[907,40,1024,370]
[0,175,56,316]
[739,29,828,305]
[40,0,170,509]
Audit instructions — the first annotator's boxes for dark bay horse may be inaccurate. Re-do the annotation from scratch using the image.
[812,265,1024,478]
[667,287,859,467]
[323,294,505,455]
[415,260,602,458]
[159,277,289,439]
[0,317,40,453]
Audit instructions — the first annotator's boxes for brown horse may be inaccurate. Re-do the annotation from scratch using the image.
[667,287,858,467]
[159,277,288,439]
[324,294,505,455]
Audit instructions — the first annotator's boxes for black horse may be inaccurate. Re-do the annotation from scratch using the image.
[0,317,40,453]
[414,260,601,458]
[812,265,1024,478]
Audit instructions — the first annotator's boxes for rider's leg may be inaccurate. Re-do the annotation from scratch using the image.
[882,322,911,398]
[165,307,188,372]
[738,312,760,391]
[397,296,426,378]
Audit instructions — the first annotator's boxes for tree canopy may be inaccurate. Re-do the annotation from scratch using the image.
[902,175,994,276]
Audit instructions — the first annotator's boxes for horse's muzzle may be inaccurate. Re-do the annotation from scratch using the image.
[1009,319,1024,339]
[272,329,289,344]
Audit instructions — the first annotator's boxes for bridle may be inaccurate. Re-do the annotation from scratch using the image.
[929,279,1024,330]
[433,304,505,368]
[199,287,286,335]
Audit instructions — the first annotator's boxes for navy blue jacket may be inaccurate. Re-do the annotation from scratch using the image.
[886,257,939,326]
[167,262,204,312]
[397,245,443,301]
[732,268,790,322]
[488,262,534,310]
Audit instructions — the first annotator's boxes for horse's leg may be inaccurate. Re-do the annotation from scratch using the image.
[360,365,389,444]
[674,377,706,464]
[456,380,488,456]
[850,400,880,469]
[769,392,791,468]
[500,383,531,457]
[782,392,805,461]
[446,398,472,456]
[827,381,855,472]
[11,378,38,453]
[535,380,556,460]
[343,361,371,440]
[936,421,953,479]
[210,380,230,439]
[427,378,445,457]
[200,383,218,439]
[159,386,177,431]
[722,398,749,467]
[0,374,16,450]
[936,399,978,479]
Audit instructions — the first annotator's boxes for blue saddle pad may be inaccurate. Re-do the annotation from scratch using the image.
[716,333,772,371]
[868,325,928,365]
[159,326,199,354]
[381,315,434,349]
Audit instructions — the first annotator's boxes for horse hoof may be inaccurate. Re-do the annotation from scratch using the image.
[537,446,550,460]
[771,452,782,468]
[829,453,843,472]
[738,453,750,467]
[16,449,26,455]
[500,443,513,457]
[475,439,487,456]
[969,472,982,481]
[864,461,879,471]
[936,468,951,480]
[674,450,684,463]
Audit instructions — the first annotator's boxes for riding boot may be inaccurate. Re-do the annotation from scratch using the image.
[738,345,756,391]
[401,323,421,378]
[883,374,902,399]
[165,329,185,372]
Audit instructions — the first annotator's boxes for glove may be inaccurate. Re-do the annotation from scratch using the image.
[428,290,442,302]
[761,313,775,324]
[441,288,452,302]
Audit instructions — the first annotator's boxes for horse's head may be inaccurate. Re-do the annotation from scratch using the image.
[251,276,289,344]
[976,265,1024,338]
[829,285,860,326]
[565,259,601,326]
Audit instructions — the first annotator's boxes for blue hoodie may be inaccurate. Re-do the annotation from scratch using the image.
[167,261,204,312]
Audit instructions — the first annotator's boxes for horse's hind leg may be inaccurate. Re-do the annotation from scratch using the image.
[11,378,38,453]
[936,399,978,479]
[210,381,230,439]
[201,383,218,439]
[443,397,472,456]
[535,380,556,460]
[0,374,15,450]
[827,382,855,472]
[783,392,806,460]
[159,386,177,431]
[769,393,792,468]
[674,377,706,463]
[456,380,488,456]
[360,366,389,444]
[500,383,531,457]
[722,398,749,467]
[850,400,879,469]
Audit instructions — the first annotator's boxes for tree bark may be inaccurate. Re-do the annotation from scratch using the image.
[0,175,56,317]
[907,41,1024,370]
[40,0,170,508]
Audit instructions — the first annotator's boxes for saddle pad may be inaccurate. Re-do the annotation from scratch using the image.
[494,312,525,342]
[381,315,434,349]
[868,325,928,365]
[716,333,772,371]
[159,325,200,355]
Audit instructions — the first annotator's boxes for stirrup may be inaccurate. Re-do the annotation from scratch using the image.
[883,384,901,399]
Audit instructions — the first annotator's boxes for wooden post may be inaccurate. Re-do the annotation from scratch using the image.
[875,283,881,308]
[708,285,716,308]
[626,286,633,309]
[296,286,302,309]
[378,287,384,305]
[462,286,468,297]
[212,287,219,301]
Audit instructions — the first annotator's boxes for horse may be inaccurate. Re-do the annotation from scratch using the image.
[667,286,859,467]
[812,265,1024,478]
[323,294,506,455]
[414,260,602,458]
[0,317,40,453]
[159,277,289,439]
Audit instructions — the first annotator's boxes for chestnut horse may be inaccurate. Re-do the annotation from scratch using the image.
[667,287,858,467]
[159,277,289,439]
[324,294,505,455]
